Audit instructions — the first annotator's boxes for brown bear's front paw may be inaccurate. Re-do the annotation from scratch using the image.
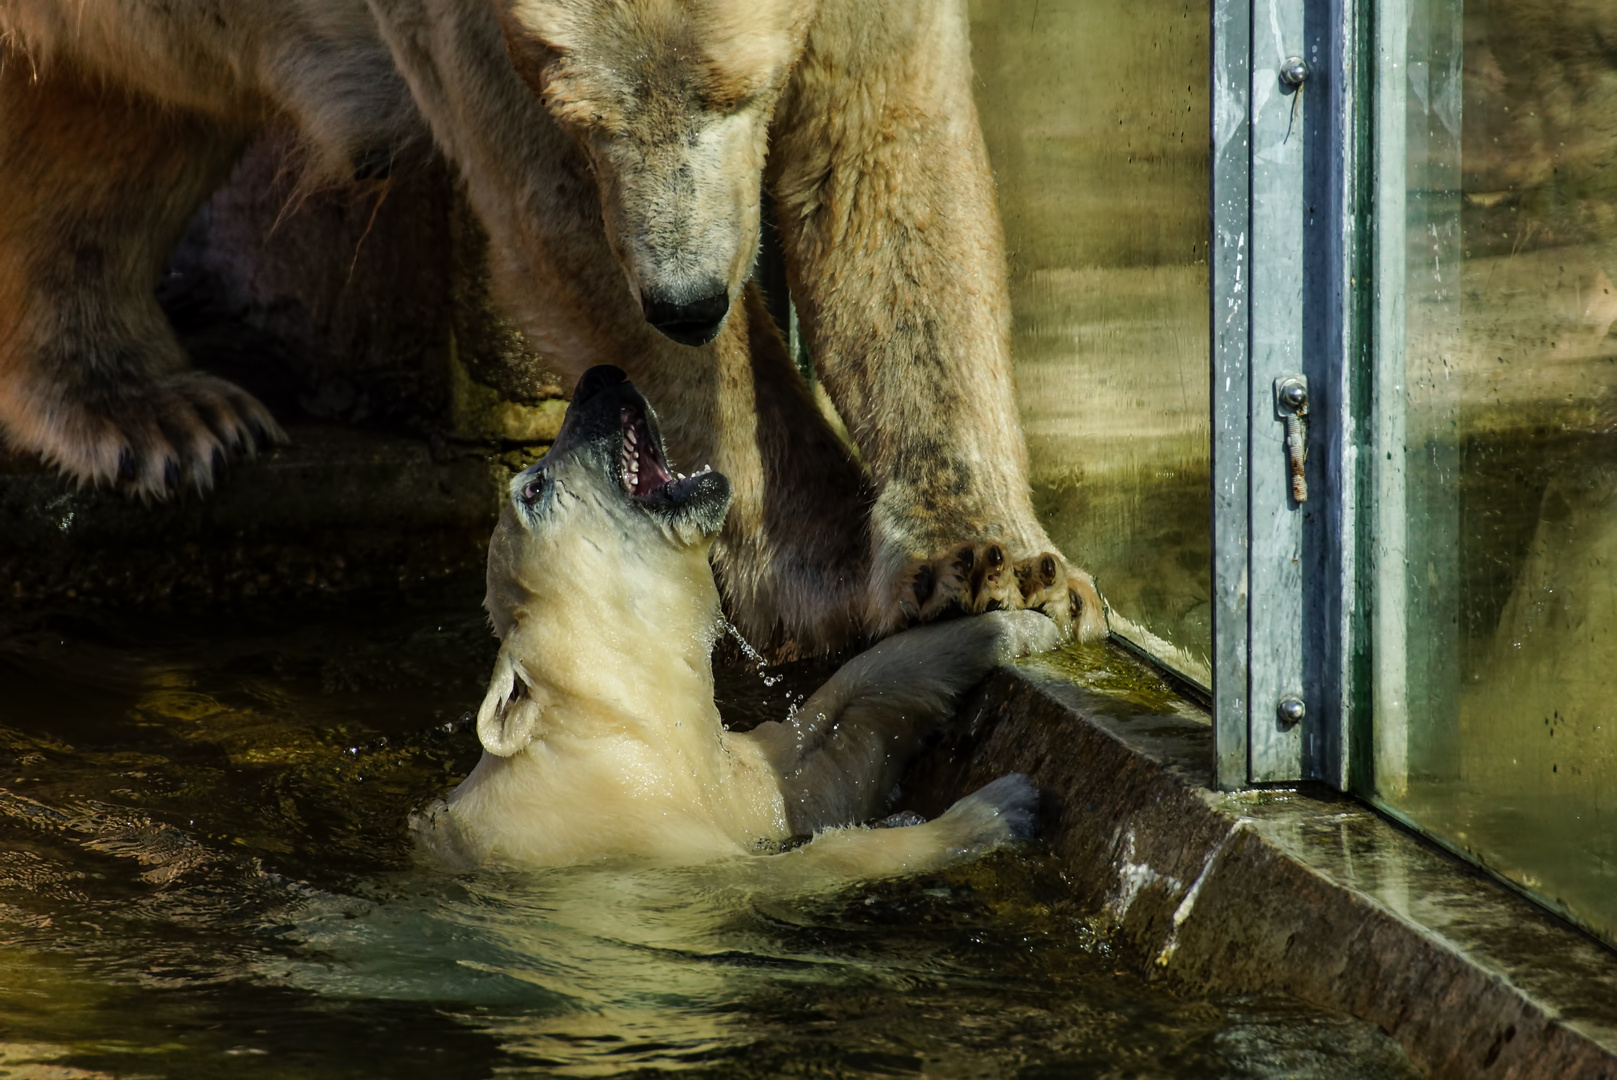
[900,541,1017,619]
[1048,562,1109,643]
[25,372,286,499]
[893,543,1108,641]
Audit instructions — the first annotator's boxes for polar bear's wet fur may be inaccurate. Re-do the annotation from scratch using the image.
[0,0,1105,656]
[413,366,1058,875]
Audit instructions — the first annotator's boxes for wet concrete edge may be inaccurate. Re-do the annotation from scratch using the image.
[0,425,530,608]
[903,654,1617,1080]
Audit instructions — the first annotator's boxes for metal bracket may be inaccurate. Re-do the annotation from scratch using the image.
[1275,375,1310,504]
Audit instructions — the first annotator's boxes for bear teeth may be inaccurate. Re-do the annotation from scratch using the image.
[621,444,637,492]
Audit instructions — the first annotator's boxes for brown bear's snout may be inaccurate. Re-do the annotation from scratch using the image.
[640,287,731,347]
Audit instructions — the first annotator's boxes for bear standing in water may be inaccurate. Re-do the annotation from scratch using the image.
[0,0,1104,654]
[412,366,1059,872]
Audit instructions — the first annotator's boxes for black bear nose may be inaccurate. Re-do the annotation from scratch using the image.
[641,288,731,347]
[572,365,627,405]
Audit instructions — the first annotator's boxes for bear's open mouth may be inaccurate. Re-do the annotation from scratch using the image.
[619,403,709,502]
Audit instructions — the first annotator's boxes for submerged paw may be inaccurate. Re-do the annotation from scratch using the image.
[937,773,1042,847]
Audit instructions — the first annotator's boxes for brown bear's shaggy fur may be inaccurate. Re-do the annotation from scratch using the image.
[0,0,1106,655]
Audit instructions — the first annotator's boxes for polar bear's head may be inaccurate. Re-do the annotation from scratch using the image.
[475,365,733,755]
[485,363,733,638]
[497,0,813,347]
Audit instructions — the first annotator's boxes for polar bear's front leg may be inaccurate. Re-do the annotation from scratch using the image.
[742,610,1061,836]
[732,774,1041,890]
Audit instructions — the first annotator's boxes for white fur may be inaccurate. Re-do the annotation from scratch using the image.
[413,422,1061,875]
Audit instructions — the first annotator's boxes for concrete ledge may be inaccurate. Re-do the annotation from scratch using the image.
[904,644,1617,1080]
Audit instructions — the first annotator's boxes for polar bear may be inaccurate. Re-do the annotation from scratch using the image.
[0,0,1105,653]
[411,365,1060,872]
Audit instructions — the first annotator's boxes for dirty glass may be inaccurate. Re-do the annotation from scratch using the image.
[969,0,1212,686]
[1372,0,1617,946]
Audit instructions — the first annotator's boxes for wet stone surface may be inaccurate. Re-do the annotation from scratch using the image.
[0,426,538,611]
[1222,789,1617,1055]
[898,650,1617,1080]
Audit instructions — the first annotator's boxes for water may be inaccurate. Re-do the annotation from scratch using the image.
[0,587,1419,1078]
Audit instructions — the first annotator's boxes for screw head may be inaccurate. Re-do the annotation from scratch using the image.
[1278,696,1306,725]
[1280,382,1308,410]
[1279,57,1310,88]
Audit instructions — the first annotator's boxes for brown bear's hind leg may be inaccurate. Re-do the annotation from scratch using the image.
[0,63,283,498]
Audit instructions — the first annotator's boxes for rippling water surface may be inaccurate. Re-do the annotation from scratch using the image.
[0,588,1419,1078]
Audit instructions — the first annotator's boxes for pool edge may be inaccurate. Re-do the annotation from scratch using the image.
[902,653,1617,1080]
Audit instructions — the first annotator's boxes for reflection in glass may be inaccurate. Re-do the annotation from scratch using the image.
[969,0,1212,684]
[1376,0,1617,945]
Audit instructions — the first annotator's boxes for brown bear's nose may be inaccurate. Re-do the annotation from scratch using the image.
[641,288,731,347]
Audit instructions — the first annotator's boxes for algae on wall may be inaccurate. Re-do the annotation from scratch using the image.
[969,0,1212,683]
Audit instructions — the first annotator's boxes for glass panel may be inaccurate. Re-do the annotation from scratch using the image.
[969,0,1212,686]
[1374,0,1617,945]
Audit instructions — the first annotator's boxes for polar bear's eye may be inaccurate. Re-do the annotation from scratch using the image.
[521,474,548,503]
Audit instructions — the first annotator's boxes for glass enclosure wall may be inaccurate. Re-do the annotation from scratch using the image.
[969,0,1213,686]
[1373,0,1617,944]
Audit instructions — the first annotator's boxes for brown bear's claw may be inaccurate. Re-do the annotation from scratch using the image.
[894,543,1108,642]
[30,371,287,501]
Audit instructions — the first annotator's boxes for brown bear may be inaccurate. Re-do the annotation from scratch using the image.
[0,0,1105,655]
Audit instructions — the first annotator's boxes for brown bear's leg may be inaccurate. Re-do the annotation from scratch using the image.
[767,0,1107,642]
[0,62,283,498]
[697,287,875,658]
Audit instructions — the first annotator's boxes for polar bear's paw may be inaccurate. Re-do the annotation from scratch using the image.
[980,608,1066,662]
[890,542,1106,643]
[935,773,1042,852]
[19,371,286,499]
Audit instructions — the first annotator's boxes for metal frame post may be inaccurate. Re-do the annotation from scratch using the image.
[1212,0,1362,788]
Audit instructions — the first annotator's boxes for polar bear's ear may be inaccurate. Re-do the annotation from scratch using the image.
[476,647,546,756]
